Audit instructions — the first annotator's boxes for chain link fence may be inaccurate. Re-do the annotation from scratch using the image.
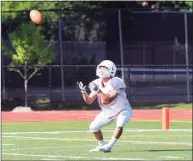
[1,9,193,111]
[1,65,192,111]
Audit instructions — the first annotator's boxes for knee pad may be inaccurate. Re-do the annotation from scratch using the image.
[89,122,100,132]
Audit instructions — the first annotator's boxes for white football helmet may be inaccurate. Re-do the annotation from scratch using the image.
[96,60,117,78]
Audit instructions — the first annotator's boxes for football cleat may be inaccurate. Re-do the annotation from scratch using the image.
[100,144,112,153]
[89,146,103,152]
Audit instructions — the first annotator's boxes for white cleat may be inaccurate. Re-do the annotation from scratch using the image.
[100,144,112,153]
[89,146,103,152]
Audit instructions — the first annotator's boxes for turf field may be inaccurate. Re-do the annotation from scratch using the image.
[2,121,192,160]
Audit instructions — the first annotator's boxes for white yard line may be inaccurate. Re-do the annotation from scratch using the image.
[41,159,61,160]
[2,131,90,134]
[2,135,94,141]
[2,135,192,146]
[2,144,14,146]
[41,159,60,160]
[2,128,192,135]
[124,129,192,132]
[123,140,192,146]
[2,145,94,151]
[160,156,184,159]
[2,153,148,160]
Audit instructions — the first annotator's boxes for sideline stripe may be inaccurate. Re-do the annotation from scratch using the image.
[160,156,184,159]
[2,128,192,135]
[2,153,148,160]
[41,159,61,160]
[2,145,94,152]
[2,136,192,146]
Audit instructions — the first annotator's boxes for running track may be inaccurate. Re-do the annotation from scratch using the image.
[2,110,192,122]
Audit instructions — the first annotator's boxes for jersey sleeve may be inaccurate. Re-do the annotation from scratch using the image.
[91,79,100,87]
[109,77,126,92]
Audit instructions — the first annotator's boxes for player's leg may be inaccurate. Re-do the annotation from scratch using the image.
[114,108,132,138]
[101,108,132,152]
[89,111,113,152]
[92,130,104,145]
[90,111,113,145]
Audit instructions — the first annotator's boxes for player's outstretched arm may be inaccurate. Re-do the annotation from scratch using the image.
[77,82,97,104]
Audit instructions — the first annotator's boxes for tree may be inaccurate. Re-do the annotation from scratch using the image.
[138,1,192,11]
[1,1,101,21]
[1,1,103,43]
[2,1,192,65]
[2,23,55,107]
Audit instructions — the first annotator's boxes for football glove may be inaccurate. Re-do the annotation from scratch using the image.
[88,82,100,93]
[77,82,86,93]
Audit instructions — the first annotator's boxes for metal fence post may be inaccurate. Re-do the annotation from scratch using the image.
[58,10,65,101]
[118,9,125,81]
[128,65,131,104]
[184,9,190,102]
[49,65,52,110]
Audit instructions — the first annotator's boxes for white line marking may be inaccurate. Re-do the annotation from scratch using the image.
[2,144,14,146]
[2,128,192,135]
[41,159,61,160]
[2,135,192,146]
[2,131,89,134]
[2,136,88,140]
[123,140,192,146]
[125,129,192,132]
[160,156,184,159]
[2,145,94,151]
[2,153,147,160]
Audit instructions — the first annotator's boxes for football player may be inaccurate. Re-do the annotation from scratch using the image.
[78,60,132,152]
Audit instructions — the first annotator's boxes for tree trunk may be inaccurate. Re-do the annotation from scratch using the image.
[24,79,28,107]
[24,66,28,107]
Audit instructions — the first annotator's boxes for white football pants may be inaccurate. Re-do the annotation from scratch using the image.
[89,107,132,132]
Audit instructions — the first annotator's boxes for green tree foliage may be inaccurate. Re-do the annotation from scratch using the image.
[1,1,103,42]
[136,1,192,11]
[2,1,191,41]
[2,23,55,106]
[2,1,192,22]
[1,1,100,21]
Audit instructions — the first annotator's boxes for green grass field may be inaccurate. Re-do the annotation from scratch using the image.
[2,121,192,160]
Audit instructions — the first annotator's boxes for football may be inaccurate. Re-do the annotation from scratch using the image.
[98,92,112,105]
[30,10,43,24]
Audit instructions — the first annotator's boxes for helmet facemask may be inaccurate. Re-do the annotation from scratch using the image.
[96,60,117,79]
[96,66,110,78]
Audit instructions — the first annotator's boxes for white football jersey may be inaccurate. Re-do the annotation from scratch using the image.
[92,77,132,114]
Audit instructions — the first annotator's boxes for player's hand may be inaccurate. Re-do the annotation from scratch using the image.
[88,82,100,93]
[77,82,86,93]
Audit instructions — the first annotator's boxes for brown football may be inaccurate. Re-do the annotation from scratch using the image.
[30,10,43,24]
[97,92,112,105]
